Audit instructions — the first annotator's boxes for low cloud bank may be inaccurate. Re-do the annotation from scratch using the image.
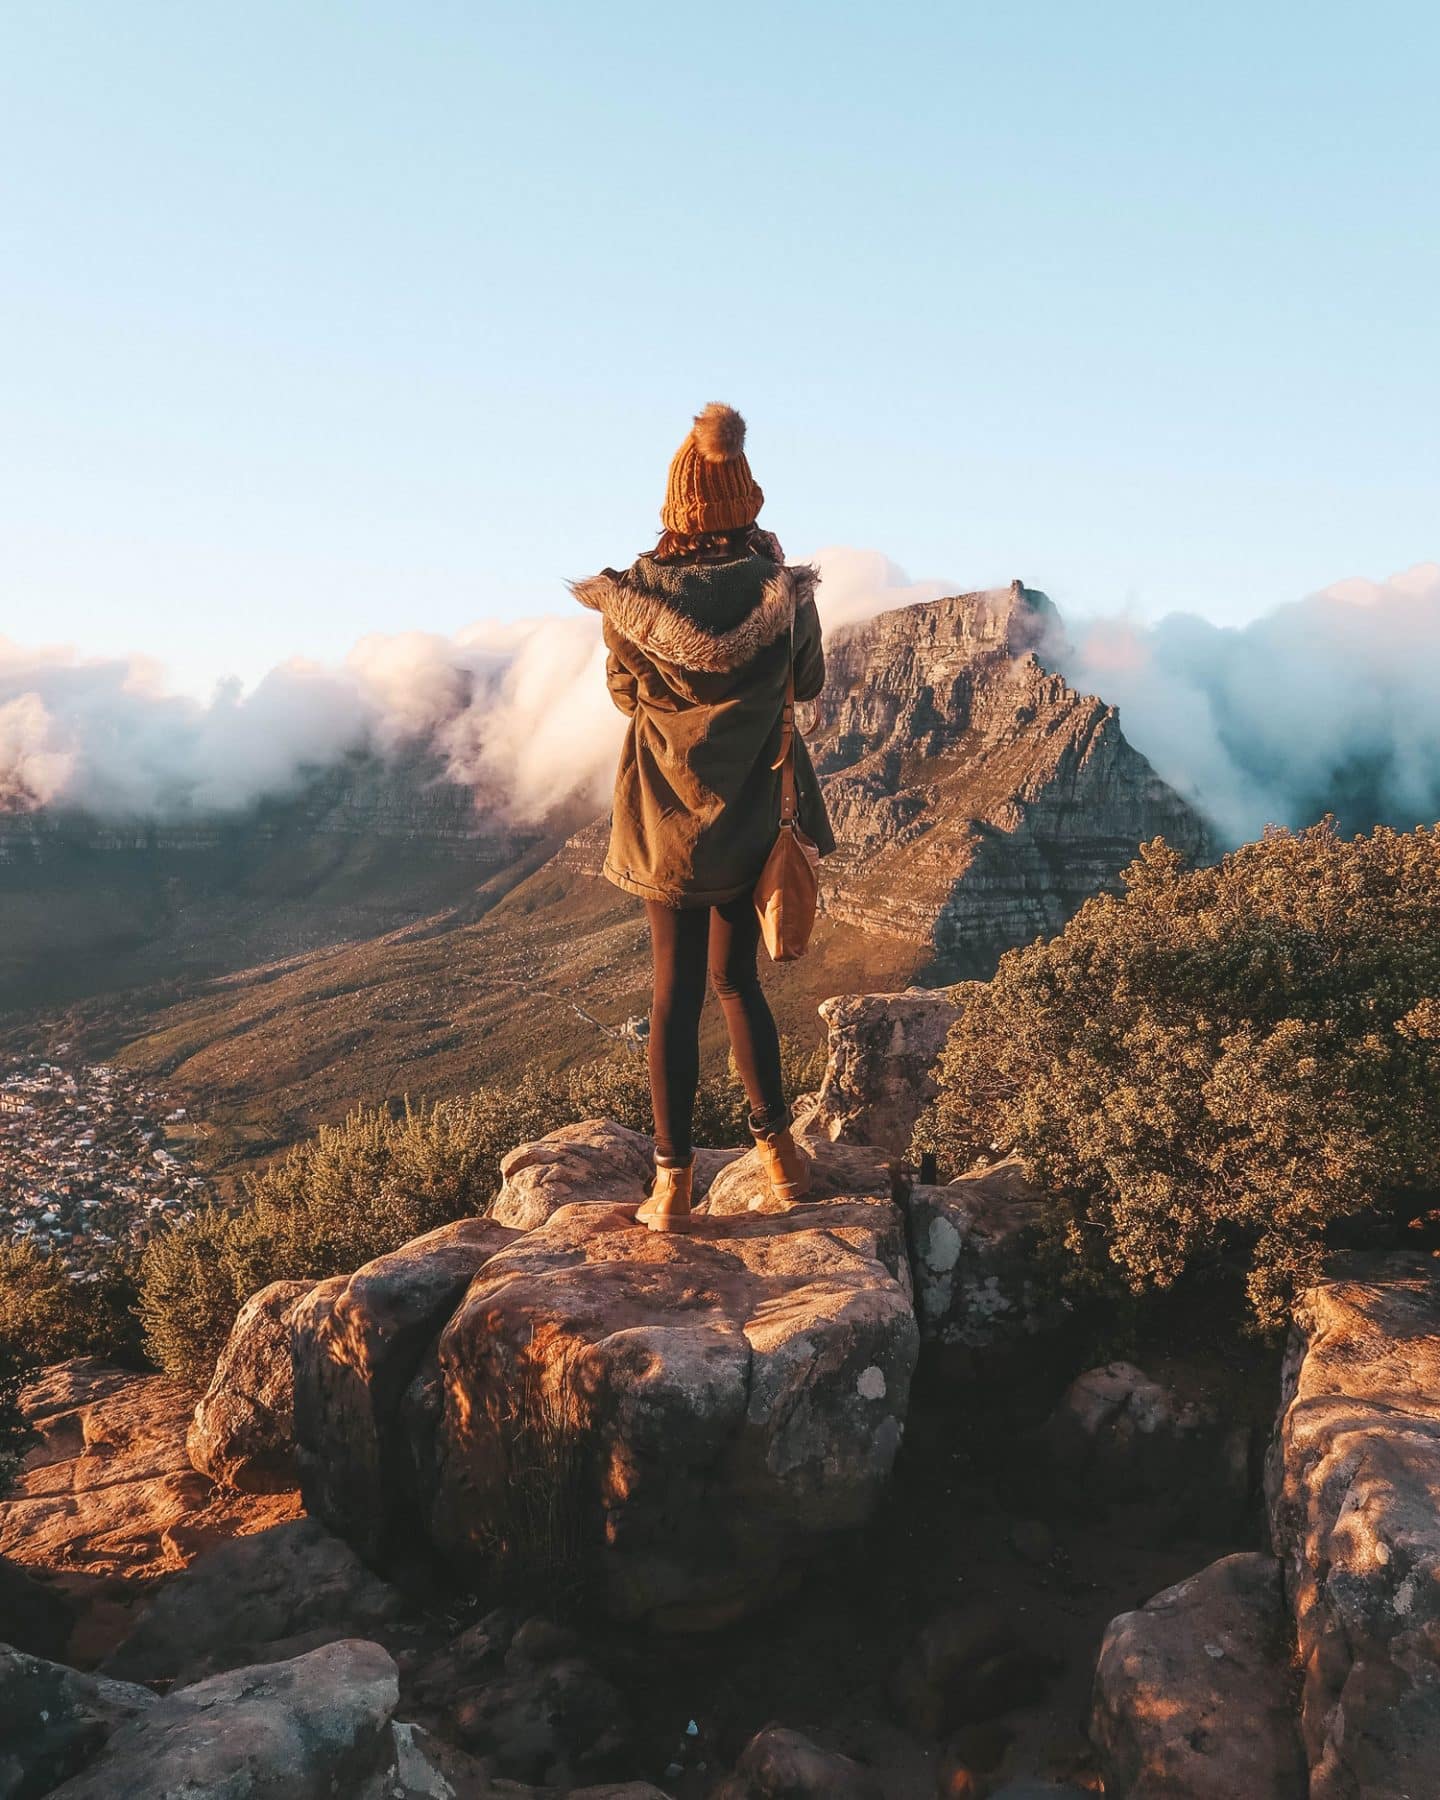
[3,551,1439,844]
[1045,562,1440,844]
[0,549,926,823]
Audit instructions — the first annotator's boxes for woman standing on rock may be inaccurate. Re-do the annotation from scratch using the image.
[571,403,836,1233]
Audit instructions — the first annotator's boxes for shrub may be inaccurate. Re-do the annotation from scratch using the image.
[0,1340,31,1497]
[0,1239,142,1371]
[0,1240,143,1478]
[911,822,1440,1329]
[139,1034,823,1381]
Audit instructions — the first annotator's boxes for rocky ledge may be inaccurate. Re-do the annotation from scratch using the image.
[1093,1249,1440,1800]
[301,1182,919,1630]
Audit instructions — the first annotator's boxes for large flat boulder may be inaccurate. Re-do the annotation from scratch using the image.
[795,988,961,1156]
[899,1159,1062,1349]
[1265,1252,1440,1799]
[102,1517,404,1686]
[48,1638,399,1799]
[292,1218,518,1557]
[1,1361,301,1583]
[0,1644,155,1800]
[188,1279,314,1493]
[423,1198,918,1629]
[1091,1551,1305,1797]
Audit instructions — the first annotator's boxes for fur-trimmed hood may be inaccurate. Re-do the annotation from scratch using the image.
[570,553,819,674]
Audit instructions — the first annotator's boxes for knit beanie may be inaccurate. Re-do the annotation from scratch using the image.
[661,403,765,535]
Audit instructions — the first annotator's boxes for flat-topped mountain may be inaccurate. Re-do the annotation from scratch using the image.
[562,581,1211,969]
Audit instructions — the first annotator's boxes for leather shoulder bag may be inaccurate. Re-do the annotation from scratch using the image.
[753,627,821,961]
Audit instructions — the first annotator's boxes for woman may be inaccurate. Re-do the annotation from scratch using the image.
[571,403,836,1232]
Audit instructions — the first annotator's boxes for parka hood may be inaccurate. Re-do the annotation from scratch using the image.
[569,554,818,674]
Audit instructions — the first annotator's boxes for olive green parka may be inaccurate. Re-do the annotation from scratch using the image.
[570,550,836,907]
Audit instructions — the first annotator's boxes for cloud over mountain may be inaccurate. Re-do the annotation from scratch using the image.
[4,553,1439,844]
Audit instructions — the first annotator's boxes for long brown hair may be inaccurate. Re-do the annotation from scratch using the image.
[649,522,783,565]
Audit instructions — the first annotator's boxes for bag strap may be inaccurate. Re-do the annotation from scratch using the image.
[770,622,798,827]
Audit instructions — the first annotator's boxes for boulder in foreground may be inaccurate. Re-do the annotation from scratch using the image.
[713,1723,884,1798]
[409,1196,918,1629]
[1090,1550,1305,1798]
[0,1644,155,1799]
[49,1638,398,1799]
[292,1217,519,1558]
[1266,1252,1440,1800]
[188,1278,313,1493]
[102,1516,403,1686]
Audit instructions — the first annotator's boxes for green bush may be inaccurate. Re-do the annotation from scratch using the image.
[0,1240,143,1483]
[0,1339,31,1497]
[140,1035,824,1382]
[911,822,1440,1330]
[0,1239,142,1371]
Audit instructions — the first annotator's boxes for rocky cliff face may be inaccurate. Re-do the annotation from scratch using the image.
[0,748,560,1011]
[0,746,526,866]
[564,582,1212,976]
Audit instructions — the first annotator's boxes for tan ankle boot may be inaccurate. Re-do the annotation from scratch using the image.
[635,1159,695,1233]
[754,1126,811,1204]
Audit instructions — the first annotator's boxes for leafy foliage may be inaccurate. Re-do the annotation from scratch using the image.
[911,822,1440,1329]
[139,1037,824,1382]
[0,1240,143,1483]
[0,1239,142,1370]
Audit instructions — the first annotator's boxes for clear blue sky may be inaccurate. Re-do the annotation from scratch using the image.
[3,1,1437,692]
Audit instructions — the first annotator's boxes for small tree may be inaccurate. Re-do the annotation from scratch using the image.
[912,822,1440,1329]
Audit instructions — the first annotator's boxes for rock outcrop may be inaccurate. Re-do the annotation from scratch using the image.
[1091,1551,1305,1798]
[292,1218,519,1559]
[101,1517,404,1687]
[1,1360,301,1585]
[426,1198,918,1629]
[491,1117,740,1232]
[0,1644,156,1799]
[1266,1252,1440,1800]
[47,1638,400,1799]
[899,1159,1063,1351]
[701,1133,895,1218]
[796,987,962,1156]
[188,1279,314,1492]
[293,1182,919,1631]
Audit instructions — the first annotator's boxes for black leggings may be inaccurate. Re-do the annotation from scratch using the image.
[644,896,788,1163]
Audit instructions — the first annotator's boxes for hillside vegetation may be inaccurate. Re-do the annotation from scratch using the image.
[914,821,1440,1327]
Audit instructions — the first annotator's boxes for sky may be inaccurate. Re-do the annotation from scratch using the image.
[2,1,1438,695]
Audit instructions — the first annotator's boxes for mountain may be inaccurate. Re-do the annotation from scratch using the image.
[559,581,1211,967]
[4,583,1212,1163]
[0,748,566,1013]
